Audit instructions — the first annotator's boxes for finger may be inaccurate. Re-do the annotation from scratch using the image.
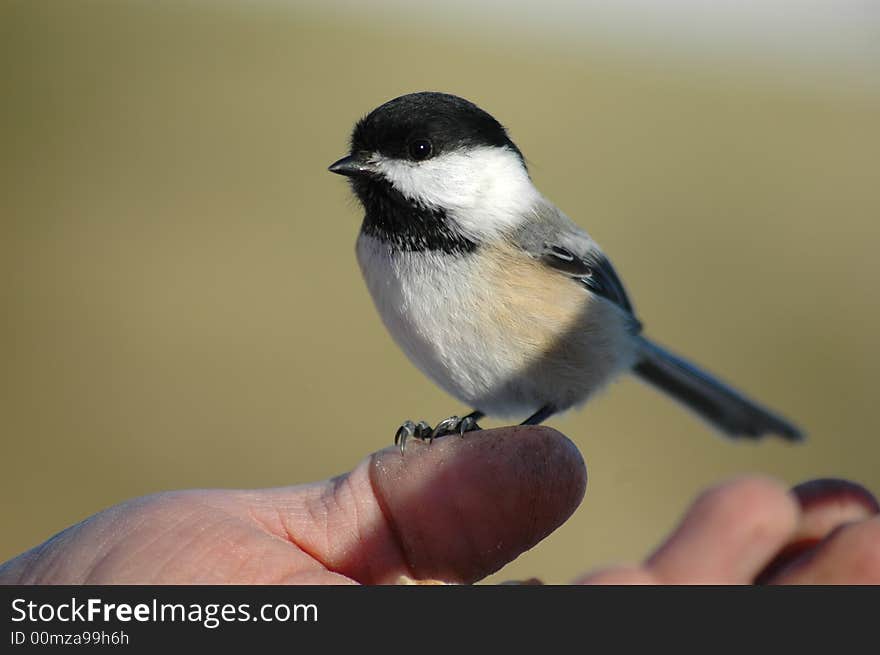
[770,517,880,584]
[369,426,586,584]
[263,426,586,585]
[757,478,880,583]
[794,478,880,535]
[646,476,799,584]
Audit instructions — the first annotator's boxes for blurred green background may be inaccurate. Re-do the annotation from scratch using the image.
[2,1,878,583]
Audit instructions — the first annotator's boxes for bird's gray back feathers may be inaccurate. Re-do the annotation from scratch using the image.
[509,199,638,321]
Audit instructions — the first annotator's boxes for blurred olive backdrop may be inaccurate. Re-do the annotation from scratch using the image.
[2,1,879,583]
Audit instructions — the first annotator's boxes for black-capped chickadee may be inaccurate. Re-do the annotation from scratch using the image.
[329,92,803,452]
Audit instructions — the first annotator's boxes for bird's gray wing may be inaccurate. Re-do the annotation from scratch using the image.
[538,242,635,315]
[512,200,638,319]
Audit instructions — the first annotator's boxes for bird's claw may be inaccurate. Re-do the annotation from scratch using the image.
[431,416,462,439]
[431,414,482,439]
[458,415,478,436]
[394,420,433,455]
[394,415,482,455]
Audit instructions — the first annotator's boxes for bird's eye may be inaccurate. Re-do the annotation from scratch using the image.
[408,138,433,161]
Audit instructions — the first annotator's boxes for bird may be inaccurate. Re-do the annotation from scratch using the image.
[328,91,803,453]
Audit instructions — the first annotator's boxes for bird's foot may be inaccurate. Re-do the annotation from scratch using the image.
[394,415,482,455]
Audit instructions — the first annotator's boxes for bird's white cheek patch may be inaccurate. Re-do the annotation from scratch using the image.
[373,147,540,239]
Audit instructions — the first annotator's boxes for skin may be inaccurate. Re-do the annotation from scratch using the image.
[1,427,877,585]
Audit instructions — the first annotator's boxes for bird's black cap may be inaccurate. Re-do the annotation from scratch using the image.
[348,92,523,162]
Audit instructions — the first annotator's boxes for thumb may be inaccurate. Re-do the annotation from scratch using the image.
[370,425,586,583]
[269,425,586,584]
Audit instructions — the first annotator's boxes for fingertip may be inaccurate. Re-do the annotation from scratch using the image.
[790,478,879,545]
[684,476,800,543]
[648,475,799,583]
[792,478,880,516]
[757,479,880,583]
[370,424,587,519]
[368,425,587,583]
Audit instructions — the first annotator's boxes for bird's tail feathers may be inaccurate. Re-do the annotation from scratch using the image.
[632,336,803,441]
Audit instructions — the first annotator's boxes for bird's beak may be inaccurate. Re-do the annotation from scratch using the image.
[328,153,379,178]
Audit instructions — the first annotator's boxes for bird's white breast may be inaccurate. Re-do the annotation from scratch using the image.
[356,233,637,418]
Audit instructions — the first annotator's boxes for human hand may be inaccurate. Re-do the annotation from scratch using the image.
[0,426,585,584]
[3,426,877,585]
[578,476,880,584]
